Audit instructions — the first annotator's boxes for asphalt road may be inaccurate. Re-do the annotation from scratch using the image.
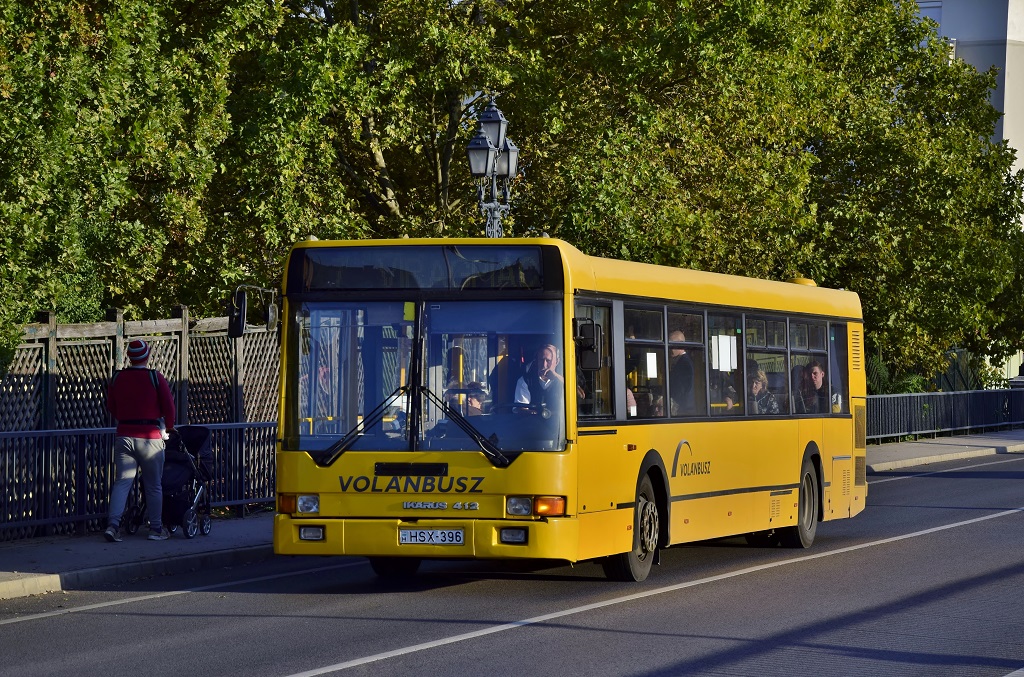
[2,454,1023,677]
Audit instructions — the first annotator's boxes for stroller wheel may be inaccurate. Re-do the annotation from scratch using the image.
[124,506,141,535]
[168,525,178,534]
[183,508,199,539]
[199,513,212,536]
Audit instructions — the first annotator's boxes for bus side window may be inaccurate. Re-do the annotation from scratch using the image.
[708,314,743,415]
[575,304,613,418]
[667,310,706,417]
[829,324,849,414]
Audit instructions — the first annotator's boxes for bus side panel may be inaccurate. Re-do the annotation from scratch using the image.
[823,417,853,519]
[577,432,641,515]
[666,420,800,543]
[576,432,644,560]
[577,509,633,561]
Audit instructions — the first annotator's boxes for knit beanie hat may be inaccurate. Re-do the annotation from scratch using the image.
[127,339,151,364]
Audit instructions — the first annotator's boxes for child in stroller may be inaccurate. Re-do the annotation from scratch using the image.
[162,425,215,538]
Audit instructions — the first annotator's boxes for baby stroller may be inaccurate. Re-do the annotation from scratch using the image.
[162,425,215,538]
[119,425,215,537]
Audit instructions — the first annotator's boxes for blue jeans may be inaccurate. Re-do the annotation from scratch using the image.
[107,436,165,531]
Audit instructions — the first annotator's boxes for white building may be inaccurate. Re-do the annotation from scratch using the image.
[918,1,1024,381]
[918,0,1024,163]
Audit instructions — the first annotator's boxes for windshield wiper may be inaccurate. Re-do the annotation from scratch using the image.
[313,386,407,467]
[421,387,512,468]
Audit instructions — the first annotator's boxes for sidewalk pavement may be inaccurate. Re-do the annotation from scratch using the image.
[3,429,1024,601]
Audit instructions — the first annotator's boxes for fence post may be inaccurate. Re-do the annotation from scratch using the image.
[233,330,246,514]
[174,305,189,425]
[35,311,57,431]
[35,311,57,535]
[75,434,87,535]
[106,308,124,375]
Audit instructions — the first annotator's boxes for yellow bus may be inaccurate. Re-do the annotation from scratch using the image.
[261,237,866,581]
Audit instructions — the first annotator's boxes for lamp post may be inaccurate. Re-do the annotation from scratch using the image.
[466,99,519,238]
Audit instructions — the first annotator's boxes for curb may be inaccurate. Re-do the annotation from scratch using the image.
[867,445,1024,474]
[0,545,274,600]
[866,447,1000,473]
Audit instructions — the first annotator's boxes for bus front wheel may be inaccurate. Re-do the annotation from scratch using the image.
[369,557,421,579]
[602,475,660,582]
[778,457,819,548]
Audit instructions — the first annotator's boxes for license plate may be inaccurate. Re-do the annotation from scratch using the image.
[399,529,464,545]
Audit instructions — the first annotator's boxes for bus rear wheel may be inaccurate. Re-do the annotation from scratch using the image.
[778,457,819,548]
[369,557,421,579]
[602,475,659,582]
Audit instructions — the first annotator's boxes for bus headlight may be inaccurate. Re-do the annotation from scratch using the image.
[506,496,532,516]
[297,494,320,514]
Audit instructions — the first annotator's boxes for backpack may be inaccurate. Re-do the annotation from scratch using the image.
[111,368,168,437]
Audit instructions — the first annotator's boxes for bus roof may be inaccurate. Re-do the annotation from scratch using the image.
[289,237,862,320]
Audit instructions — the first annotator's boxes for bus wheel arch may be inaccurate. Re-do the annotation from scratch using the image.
[601,451,669,582]
[779,443,822,549]
[638,450,671,551]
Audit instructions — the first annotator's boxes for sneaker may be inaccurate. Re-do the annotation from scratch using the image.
[103,526,122,543]
[147,527,170,541]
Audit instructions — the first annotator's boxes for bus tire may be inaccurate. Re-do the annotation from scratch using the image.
[369,556,421,579]
[779,457,819,548]
[602,475,659,582]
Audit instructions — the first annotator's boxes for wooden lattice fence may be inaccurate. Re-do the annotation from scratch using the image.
[1,307,279,430]
[0,309,280,542]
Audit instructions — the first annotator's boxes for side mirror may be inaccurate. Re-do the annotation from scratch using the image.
[579,349,601,371]
[265,302,279,331]
[228,289,247,338]
[573,317,600,371]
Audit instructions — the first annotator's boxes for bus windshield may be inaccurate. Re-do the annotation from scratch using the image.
[285,299,566,459]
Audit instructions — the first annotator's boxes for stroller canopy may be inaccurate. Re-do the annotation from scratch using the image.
[165,425,215,478]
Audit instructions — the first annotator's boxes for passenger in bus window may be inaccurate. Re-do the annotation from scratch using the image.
[465,383,486,416]
[515,343,584,411]
[445,381,487,416]
[668,330,696,415]
[650,389,665,417]
[711,371,738,412]
[749,369,780,415]
[805,360,842,414]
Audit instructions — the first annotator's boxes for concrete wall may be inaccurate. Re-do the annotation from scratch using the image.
[921,0,1024,169]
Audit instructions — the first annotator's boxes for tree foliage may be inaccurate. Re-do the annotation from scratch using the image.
[2,0,1023,384]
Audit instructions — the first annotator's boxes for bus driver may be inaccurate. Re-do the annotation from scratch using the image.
[515,343,585,413]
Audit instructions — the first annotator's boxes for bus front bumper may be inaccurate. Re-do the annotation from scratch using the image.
[274,513,579,561]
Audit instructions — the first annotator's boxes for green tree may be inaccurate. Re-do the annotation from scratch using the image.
[803,0,1024,379]
[0,0,276,365]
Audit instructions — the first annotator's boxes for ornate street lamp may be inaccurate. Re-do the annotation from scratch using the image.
[466,98,518,238]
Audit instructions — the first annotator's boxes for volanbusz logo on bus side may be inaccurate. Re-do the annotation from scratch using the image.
[671,439,712,478]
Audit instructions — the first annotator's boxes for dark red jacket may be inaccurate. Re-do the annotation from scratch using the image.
[106,367,176,439]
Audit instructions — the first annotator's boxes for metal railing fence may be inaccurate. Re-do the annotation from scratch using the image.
[866,389,1024,441]
[1,422,275,542]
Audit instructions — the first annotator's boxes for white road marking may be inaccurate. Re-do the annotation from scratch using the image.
[869,455,1024,484]
[0,561,364,626]
[284,506,1024,676]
